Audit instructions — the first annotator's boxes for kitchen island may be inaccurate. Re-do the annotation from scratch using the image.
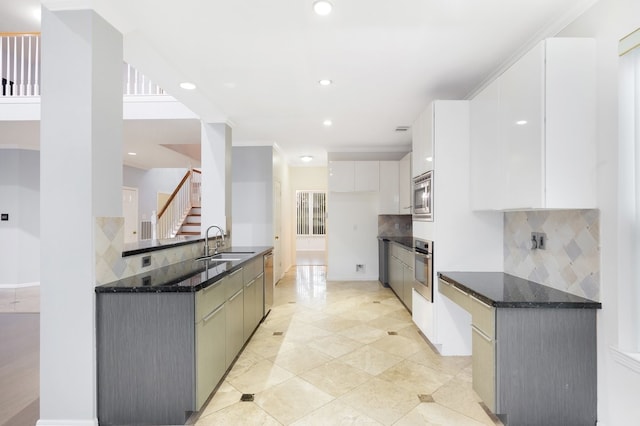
[439,271,601,426]
[95,246,272,426]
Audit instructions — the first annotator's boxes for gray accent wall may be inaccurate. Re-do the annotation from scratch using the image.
[0,149,40,285]
[231,146,273,246]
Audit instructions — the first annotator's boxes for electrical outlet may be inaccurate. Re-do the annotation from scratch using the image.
[142,256,151,267]
[356,264,365,273]
[531,232,547,250]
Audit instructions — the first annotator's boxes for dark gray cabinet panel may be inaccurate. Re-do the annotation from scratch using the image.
[496,308,597,425]
[97,293,195,426]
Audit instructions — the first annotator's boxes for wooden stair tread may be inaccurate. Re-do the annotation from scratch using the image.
[177,231,200,235]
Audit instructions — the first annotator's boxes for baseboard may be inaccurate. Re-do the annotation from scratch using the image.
[0,281,40,289]
[325,274,378,281]
[36,419,98,426]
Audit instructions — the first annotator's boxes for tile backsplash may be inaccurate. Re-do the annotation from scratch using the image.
[94,217,203,285]
[378,214,413,237]
[504,210,600,301]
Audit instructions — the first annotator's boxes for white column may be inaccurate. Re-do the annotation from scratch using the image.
[39,7,122,426]
[201,122,232,238]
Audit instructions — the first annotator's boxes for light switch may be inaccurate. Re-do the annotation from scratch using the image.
[1,213,8,221]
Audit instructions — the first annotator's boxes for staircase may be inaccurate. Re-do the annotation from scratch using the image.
[177,207,201,236]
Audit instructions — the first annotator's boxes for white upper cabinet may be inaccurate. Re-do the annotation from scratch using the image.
[379,161,400,214]
[355,161,380,192]
[328,161,355,192]
[399,153,412,213]
[470,78,503,210]
[328,161,379,192]
[412,105,434,177]
[470,38,596,210]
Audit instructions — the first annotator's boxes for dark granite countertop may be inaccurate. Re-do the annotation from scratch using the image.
[439,271,602,309]
[378,236,414,250]
[96,246,272,293]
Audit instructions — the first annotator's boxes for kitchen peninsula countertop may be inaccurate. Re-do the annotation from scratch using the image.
[439,271,601,309]
[96,246,272,293]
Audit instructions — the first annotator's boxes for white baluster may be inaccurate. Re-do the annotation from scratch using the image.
[134,68,138,94]
[27,36,32,96]
[19,36,24,96]
[34,36,39,96]
[1,37,4,96]
[12,36,17,96]
[126,63,131,95]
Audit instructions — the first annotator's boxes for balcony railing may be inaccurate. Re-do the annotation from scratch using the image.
[1,32,40,96]
[1,32,165,98]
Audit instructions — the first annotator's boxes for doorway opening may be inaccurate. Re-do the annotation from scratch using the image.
[295,190,326,265]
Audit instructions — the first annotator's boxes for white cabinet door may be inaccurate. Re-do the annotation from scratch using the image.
[328,161,354,192]
[399,153,412,213]
[500,41,545,209]
[354,161,379,192]
[412,105,434,177]
[470,78,503,210]
[469,38,595,210]
[378,161,399,214]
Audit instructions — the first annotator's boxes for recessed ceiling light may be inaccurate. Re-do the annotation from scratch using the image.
[32,7,41,22]
[128,152,137,156]
[516,120,528,125]
[300,156,313,162]
[180,82,196,90]
[318,79,333,86]
[426,156,433,162]
[323,119,333,127]
[313,0,333,16]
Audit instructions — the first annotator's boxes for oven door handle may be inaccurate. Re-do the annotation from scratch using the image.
[414,251,431,259]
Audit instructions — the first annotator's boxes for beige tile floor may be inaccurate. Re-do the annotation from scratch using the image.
[195,266,501,426]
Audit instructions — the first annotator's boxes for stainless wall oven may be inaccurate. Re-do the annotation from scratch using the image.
[414,238,433,302]
[413,171,433,221]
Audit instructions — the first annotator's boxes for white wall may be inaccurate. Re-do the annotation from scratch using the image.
[556,0,640,423]
[327,192,379,281]
[231,146,273,246]
[0,149,40,286]
[122,166,188,224]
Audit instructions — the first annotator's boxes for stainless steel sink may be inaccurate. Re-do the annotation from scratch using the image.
[195,252,254,263]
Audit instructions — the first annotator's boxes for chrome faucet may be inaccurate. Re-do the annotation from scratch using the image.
[204,225,225,256]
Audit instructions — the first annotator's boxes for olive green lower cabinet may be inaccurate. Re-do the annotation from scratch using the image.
[97,262,265,425]
[388,243,413,312]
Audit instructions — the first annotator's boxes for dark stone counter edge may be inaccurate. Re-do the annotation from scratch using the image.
[378,236,413,251]
[438,272,602,309]
[96,247,273,294]
[122,236,204,257]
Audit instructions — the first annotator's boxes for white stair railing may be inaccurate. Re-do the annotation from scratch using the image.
[1,33,40,97]
[1,33,165,98]
[156,169,202,239]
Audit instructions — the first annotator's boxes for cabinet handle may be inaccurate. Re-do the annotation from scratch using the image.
[469,294,493,309]
[202,279,223,293]
[246,279,255,288]
[471,324,493,342]
[452,285,469,297]
[229,269,241,278]
[203,304,224,323]
[229,288,243,302]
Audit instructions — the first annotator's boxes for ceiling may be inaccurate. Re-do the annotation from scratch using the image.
[1,0,595,168]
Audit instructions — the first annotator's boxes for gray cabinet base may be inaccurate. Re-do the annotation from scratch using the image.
[496,308,597,425]
[96,293,195,426]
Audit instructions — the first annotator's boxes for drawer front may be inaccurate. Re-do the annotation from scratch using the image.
[390,243,413,266]
[243,258,263,284]
[225,269,244,299]
[195,279,226,323]
[438,278,472,313]
[472,325,496,412]
[469,294,495,339]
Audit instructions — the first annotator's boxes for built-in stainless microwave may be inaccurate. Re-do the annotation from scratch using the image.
[413,171,433,221]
